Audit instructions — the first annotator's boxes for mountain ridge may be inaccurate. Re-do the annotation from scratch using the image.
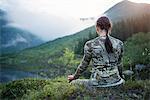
[104,0,150,22]
[0,9,44,54]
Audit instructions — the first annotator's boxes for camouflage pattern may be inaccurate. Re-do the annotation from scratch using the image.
[73,35,125,87]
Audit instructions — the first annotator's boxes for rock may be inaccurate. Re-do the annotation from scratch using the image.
[135,64,146,71]
[123,70,134,76]
[123,70,134,80]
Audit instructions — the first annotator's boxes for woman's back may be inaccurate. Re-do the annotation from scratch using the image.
[68,16,125,88]
[84,35,125,87]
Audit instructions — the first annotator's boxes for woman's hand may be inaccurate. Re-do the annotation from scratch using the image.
[68,75,75,83]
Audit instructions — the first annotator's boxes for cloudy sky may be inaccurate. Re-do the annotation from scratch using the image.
[0,0,150,41]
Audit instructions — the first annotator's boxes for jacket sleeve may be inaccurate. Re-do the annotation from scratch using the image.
[74,41,92,79]
[117,41,124,78]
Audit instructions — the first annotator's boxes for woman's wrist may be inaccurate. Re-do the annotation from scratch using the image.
[73,74,79,79]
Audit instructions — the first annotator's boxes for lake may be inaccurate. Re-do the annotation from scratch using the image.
[0,68,44,83]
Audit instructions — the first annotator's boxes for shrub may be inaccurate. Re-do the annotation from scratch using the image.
[123,32,150,67]
[0,77,85,99]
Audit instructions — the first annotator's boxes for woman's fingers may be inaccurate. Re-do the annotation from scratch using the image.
[68,75,74,80]
[68,75,75,83]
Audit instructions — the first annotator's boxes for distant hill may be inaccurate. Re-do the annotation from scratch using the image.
[0,9,44,54]
[104,0,150,22]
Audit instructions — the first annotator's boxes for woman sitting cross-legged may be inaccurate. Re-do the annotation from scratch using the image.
[68,16,125,88]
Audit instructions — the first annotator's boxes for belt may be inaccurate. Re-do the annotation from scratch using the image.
[91,65,118,77]
[93,65,115,71]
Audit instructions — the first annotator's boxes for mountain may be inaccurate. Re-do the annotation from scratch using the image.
[16,0,150,55]
[104,0,150,22]
[0,0,150,73]
[0,9,44,54]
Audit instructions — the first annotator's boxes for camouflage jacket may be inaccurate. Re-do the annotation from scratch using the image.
[74,35,124,87]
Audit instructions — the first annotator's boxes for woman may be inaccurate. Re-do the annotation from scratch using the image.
[68,16,125,88]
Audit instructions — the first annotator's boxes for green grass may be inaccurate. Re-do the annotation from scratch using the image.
[0,77,85,100]
[0,77,150,100]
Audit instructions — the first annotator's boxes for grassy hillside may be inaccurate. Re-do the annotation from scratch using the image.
[0,77,150,99]
[0,26,96,70]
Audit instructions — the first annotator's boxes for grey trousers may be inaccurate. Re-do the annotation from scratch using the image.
[70,79,93,90]
[70,79,124,90]
[71,79,90,86]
